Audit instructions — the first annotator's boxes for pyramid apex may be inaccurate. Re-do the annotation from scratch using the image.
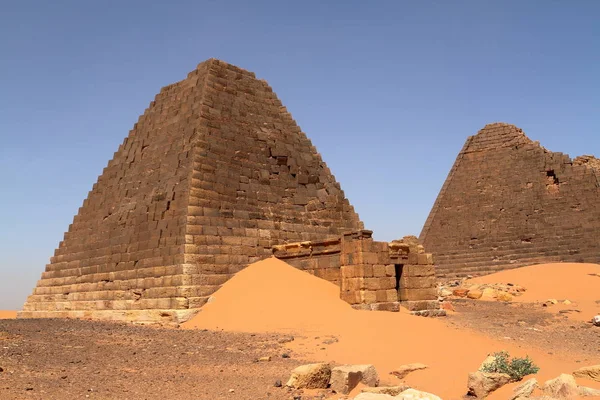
[195,58,256,78]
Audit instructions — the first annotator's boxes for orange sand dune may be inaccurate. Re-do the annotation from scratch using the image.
[0,310,17,319]
[470,263,600,321]
[184,258,600,399]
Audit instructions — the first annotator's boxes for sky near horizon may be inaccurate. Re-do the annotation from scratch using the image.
[0,1,598,309]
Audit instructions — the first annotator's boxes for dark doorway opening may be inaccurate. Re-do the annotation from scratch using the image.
[394,264,404,291]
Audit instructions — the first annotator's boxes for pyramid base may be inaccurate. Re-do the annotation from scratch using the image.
[16,309,199,326]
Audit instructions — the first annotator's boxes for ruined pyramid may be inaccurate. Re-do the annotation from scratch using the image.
[20,59,363,323]
[420,122,600,278]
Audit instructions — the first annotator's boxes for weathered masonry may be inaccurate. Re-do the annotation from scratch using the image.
[20,59,364,323]
[420,123,600,278]
[273,230,441,316]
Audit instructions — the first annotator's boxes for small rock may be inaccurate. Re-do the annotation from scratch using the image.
[439,288,453,297]
[452,288,469,297]
[282,353,291,358]
[273,380,282,387]
[547,299,559,305]
[0,367,3,373]
[592,315,600,327]
[441,301,455,312]
[278,335,294,344]
[562,299,572,305]
[467,290,483,300]
[322,337,338,345]
[481,287,498,299]
[467,371,511,398]
[228,388,234,393]
[330,364,379,394]
[510,378,538,400]
[542,374,578,399]
[258,356,271,362]
[396,388,442,399]
[573,364,600,382]
[286,363,331,389]
[361,385,411,396]
[390,363,428,380]
[497,292,513,302]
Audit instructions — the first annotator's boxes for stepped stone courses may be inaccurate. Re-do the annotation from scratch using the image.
[19,59,364,323]
[420,123,600,278]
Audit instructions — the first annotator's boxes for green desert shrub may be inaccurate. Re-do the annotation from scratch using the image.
[481,351,540,381]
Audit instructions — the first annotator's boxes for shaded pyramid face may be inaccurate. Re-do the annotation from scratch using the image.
[20,59,363,323]
[420,122,600,278]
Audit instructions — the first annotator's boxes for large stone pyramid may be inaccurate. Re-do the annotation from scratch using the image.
[420,122,600,278]
[20,59,363,323]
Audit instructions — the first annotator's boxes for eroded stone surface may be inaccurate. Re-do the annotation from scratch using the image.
[330,364,379,394]
[421,123,600,278]
[286,363,331,389]
[467,371,512,398]
[20,59,365,323]
[542,374,578,399]
[510,378,538,400]
[573,364,600,382]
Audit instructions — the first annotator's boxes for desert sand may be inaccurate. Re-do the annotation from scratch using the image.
[470,262,600,322]
[0,310,17,319]
[184,258,600,399]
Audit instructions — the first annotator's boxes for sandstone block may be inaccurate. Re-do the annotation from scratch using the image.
[330,364,379,394]
[542,374,578,399]
[573,364,600,382]
[467,371,511,398]
[286,363,331,389]
[467,289,483,299]
[510,378,538,400]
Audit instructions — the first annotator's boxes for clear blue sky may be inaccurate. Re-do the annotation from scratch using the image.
[1,1,598,309]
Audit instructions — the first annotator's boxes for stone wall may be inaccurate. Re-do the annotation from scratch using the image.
[273,231,440,315]
[420,123,600,278]
[20,59,364,323]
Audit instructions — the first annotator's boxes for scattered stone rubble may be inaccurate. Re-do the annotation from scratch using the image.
[438,278,526,303]
[284,359,600,399]
[464,355,600,399]
[285,362,441,399]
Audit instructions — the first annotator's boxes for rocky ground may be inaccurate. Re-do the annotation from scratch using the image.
[449,299,600,363]
[0,319,325,400]
[1,298,599,400]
